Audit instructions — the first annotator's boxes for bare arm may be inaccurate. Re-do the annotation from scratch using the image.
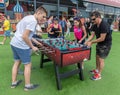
[22,29,38,51]
[86,32,95,42]
[85,32,107,47]
[31,38,42,46]
[58,25,62,33]
[47,24,54,34]
[2,21,7,29]
[91,33,107,44]
[47,24,51,33]
[88,23,92,29]
[84,31,95,46]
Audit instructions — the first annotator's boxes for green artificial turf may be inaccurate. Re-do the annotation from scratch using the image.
[0,32,120,95]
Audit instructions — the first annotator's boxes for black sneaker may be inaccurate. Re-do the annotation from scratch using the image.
[24,84,39,91]
[11,80,22,88]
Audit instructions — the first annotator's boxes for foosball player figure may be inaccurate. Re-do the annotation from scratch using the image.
[66,45,69,49]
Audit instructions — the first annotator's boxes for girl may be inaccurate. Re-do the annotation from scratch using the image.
[73,17,87,44]
[73,17,87,69]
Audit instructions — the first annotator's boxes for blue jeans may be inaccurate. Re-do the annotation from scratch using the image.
[11,45,31,64]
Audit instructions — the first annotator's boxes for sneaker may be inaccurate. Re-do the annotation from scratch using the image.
[24,84,39,91]
[11,80,22,88]
[91,73,101,81]
[90,69,98,74]
[0,42,4,45]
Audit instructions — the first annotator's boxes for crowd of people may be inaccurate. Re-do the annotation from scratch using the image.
[0,6,113,91]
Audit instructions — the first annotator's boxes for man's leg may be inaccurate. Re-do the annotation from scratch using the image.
[91,55,104,80]
[24,63,32,85]
[96,55,100,70]
[12,60,21,83]
[1,36,7,44]
[24,63,39,91]
[98,56,104,74]
[90,55,99,74]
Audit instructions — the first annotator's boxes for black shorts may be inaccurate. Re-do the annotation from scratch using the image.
[96,45,111,59]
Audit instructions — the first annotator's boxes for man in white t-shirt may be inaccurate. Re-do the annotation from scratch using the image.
[10,7,47,91]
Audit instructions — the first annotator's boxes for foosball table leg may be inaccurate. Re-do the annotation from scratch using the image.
[77,62,84,81]
[40,53,44,68]
[54,63,62,90]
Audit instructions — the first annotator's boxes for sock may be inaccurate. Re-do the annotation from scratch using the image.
[25,84,31,87]
[12,81,18,85]
[95,69,99,73]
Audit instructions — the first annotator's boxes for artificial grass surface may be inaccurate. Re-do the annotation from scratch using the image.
[0,32,120,95]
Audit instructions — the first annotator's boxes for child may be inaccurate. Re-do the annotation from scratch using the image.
[73,17,87,44]
[73,17,87,69]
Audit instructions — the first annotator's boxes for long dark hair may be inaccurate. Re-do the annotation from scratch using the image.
[74,17,83,28]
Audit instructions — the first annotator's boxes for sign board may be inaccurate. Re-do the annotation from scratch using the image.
[0,0,4,3]
[84,0,120,8]
[0,0,4,7]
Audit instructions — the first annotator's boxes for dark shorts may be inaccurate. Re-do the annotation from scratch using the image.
[96,45,111,59]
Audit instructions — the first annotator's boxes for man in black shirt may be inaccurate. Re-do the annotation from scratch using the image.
[85,11,112,80]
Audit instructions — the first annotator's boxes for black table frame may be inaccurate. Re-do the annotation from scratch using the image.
[40,53,84,90]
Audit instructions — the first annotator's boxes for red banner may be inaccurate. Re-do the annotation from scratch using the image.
[85,0,120,8]
[0,0,4,3]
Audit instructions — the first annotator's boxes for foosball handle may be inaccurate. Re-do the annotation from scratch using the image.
[46,50,55,53]
[39,47,45,50]
[49,50,55,53]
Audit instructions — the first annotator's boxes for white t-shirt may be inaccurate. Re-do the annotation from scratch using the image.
[35,24,42,36]
[48,20,52,25]
[10,15,37,49]
[36,24,42,32]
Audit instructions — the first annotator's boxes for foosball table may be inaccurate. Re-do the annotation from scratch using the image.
[36,38,91,90]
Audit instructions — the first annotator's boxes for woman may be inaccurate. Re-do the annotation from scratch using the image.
[73,17,87,44]
[47,17,62,38]
[73,17,87,69]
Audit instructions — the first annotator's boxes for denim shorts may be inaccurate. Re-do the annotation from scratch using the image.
[96,45,111,59]
[11,45,31,64]
[4,30,11,37]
